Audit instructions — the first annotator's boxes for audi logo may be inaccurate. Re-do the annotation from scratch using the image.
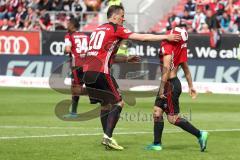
[50,41,65,55]
[0,36,29,55]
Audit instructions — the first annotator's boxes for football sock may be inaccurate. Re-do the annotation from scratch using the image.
[174,118,201,138]
[153,116,164,145]
[71,96,79,114]
[100,109,110,133]
[105,104,122,138]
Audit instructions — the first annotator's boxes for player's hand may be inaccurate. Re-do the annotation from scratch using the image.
[189,87,198,99]
[159,93,167,99]
[127,55,141,63]
[167,34,181,42]
[158,90,167,99]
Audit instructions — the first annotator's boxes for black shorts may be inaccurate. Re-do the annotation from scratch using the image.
[155,77,182,115]
[71,67,84,86]
[83,71,121,106]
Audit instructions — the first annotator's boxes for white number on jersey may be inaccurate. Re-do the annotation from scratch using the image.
[74,37,88,54]
[174,27,188,42]
[89,31,105,50]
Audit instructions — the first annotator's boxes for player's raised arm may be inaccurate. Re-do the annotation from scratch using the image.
[181,62,197,99]
[128,33,181,42]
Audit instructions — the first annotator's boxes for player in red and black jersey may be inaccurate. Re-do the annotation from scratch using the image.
[146,25,208,152]
[63,18,89,118]
[82,5,181,150]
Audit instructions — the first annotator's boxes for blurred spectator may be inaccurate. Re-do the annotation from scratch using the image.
[26,6,37,22]
[194,0,209,11]
[63,0,72,11]
[54,13,69,30]
[22,19,33,30]
[52,0,63,11]
[166,12,181,30]
[15,5,28,29]
[71,0,87,12]
[232,6,240,33]
[0,18,10,30]
[38,0,53,11]
[181,10,194,32]
[198,23,211,34]
[205,9,220,30]
[185,0,196,16]
[5,0,21,19]
[28,0,40,10]
[84,0,101,11]
[0,0,7,19]
[192,8,206,32]
[220,11,231,32]
[181,10,194,22]
[39,13,53,30]
[8,17,16,28]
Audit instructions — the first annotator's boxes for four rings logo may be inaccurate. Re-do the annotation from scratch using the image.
[0,36,29,55]
[50,41,65,55]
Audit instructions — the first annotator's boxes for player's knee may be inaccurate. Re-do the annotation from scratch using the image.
[153,107,163,122]
[101,104,111,110]
[71,85,82,96]
[167,115,179,125]
[116,100,124,108]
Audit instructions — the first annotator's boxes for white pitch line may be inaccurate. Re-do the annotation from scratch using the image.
[0,126,104,130]
[0,129,240,140]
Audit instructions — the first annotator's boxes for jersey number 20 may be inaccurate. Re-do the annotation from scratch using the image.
[89,31,105,50]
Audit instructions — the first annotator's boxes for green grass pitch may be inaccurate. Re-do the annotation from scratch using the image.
[0,87,240,160]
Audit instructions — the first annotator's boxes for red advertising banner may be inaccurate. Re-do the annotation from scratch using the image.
[0,31,41,55]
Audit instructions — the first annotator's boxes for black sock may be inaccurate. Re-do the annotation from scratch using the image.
[105,105,122,138]
[154,116,164,145]
[71,96,79,114]
[174,118,201,138]
[100,109,109,133]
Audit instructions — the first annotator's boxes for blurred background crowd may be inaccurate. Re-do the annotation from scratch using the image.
[0,0,107,31]
[166,0,240,34]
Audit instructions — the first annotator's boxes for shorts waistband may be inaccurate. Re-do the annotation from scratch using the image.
[167,77,179,81]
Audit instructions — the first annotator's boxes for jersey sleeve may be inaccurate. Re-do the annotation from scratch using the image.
[116,26,133,39]
[161,41,174,55]
[64,34,72,47]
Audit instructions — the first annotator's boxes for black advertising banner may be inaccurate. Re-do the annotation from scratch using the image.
[127,34,240,59]
[42,31,91,56]
[1,55,239,84]
[0,55,67,77]
[41,31,240,59]
[187,34,240,59]
[42,31,66,56]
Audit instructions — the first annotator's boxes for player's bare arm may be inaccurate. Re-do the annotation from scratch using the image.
[128,33,181,42]
[181,62,197,99]
[158,54,172,99]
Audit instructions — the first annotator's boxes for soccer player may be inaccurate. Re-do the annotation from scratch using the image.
[63,18,89,118]
[82,5,181,150]
[146,24,208,152]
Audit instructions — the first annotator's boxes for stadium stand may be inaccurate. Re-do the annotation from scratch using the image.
[0,0,106,31]
[149,0,240,34]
